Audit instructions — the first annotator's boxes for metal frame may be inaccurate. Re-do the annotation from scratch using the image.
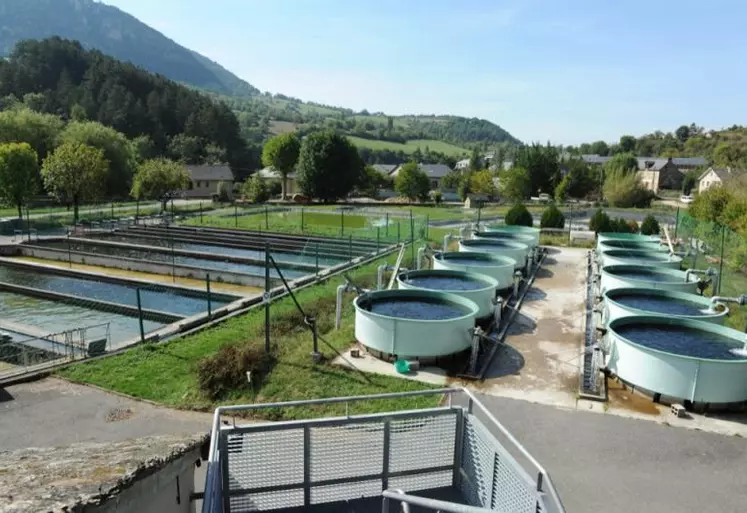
[203,388,566,513]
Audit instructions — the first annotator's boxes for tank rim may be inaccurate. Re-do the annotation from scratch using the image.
[608,315,747,363]
[459,238,529,250]
[396,269,499,294]
[435,250,517,267]
[603,287,729,319]
[353,289,480,324]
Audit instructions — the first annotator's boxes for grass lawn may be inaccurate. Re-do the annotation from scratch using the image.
[347,136,469,157]
[0,200,157,219]
[58,252,441,419]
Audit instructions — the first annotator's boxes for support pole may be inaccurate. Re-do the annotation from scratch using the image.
[377,226,380,254]
[568,203,573,245]
[199,201,203,224]
[136,288,145,343]
[206,273,212,318]
[301,207,305,232]
[265,242,271,354]
[674,206,680,240]
[341,210,344,236]
[26,207,30,242]
[265,205,269,230]
[235,203,238,227]
[136,199,140,223]
[718,225,726,295]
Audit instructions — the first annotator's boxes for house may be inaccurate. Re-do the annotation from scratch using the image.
[257,167,299,195]
[698,167,745,193]
[455,159,470,170]
[672,157,708,170]
[184,165,234,199]
[635,158,683,191]
[371,164,397,178]
[391,163,453,190]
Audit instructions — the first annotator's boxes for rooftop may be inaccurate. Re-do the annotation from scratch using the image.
[186,164,234,181]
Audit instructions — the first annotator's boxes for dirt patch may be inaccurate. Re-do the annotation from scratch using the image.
[105,408,134,422]
[606,378,662,416]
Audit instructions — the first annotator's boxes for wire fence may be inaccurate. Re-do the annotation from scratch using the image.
[675,212,747,330]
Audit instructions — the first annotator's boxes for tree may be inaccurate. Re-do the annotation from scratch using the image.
[499,166,531,202]
[640,215,660,235]
[261,133,300,200]
[395,162,430,202]
[540,204,565,229]
[514,143,560,196]
[690,187,733,223]
[468,148,482,171]
[0,142,38,218]
[0,107,64,162]
[588,208,612,233]
[41,142,109,221]
[469,170,497,198]
[681,170,699,195]
[296,131,363,202]
[440,170,462,190]
[554,175,570,202]
[357,165,388,198]
[713,142,746,167]
[505,203,533,227]
[168,134,206,164]
[589,140,610,156]
[603,171,654,208]
[243,174,270,203]
[619,135,636,153]
[58,121,137,198]
[675,125,691,143]
[603,152,638,176]
[70,104,87,122]
[130,158,190,211]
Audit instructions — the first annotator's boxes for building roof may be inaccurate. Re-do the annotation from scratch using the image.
[636,158,670,171]
[419,163,453,178]
[581,154,611,164]
[672,157,708,167]
[372,164,397,175]
[699,166,745,181]
[187,164,234,181]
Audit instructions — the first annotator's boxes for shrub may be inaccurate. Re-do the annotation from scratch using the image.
[603,171,655,208]
[540,204,565,229]
[432,190,442,205]
[627,220,640,233]
[588,208,612,233]
[197,344,275,400]
[505,203,533,227]
[243,174,270,203]
[640,215,660,235]
[612,217,631,233]
[216,181,231,202]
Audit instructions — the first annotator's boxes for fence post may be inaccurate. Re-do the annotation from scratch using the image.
[301,207,305,232]
[385,213,389,237]
[377,226,380,254]
[425,214,429,240]
[718,225,725,295]
[206,273,212,318]
[397,221,401,243]
[26,207,30,242]
[315,243,319,276]
[171,236,176,283]
[136,288,145,343]
[235,204,238,228]
[199,201,203,224]
[568,203,573,246]
[67,234,72,268]
[674,206,680,239]
[349,235,353,261]
[110,202,114,221]
[410,212,415,266]
[136,199,140,223]
[341,210,345,236]
[265,242,271,354]
[265,205,269,230]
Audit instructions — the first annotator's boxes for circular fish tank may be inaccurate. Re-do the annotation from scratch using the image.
[603,288,728,325]
[597,239,666,255]
[397,269,499,320]
[600,265,698,294]
[473,230,537,250]
[597,232,661,245]
[433,251,516,291]
[483,225,541,247]
[599,249,682,269]
[606,316,747,404]
[354,289,479,360]
[458,239,529,269]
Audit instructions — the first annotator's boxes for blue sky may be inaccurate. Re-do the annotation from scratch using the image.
[105,0,746,145]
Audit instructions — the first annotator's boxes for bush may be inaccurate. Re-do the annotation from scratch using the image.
[540,204,565,229]
[589,208,612,233]
[505,203,533,227]
[612,217,631,233]
[640,215,660,235]
[216,181,231,202]
[197,344,275,400]
[627,220,639,233]
[603,171,655,208]
[432,190,443,205]
[243,174,270,203]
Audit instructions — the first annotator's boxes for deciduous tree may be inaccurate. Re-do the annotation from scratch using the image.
[0,142,38,218]
[261,133,300,200]
[499,166,531,202]
[41,142,109,221]
[395,161,430,202]
[131,158,190,211]
[296,131,363,202]
[469,169,497,198]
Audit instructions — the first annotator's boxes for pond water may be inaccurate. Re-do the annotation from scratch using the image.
[615,324,746,360]
[367,298,469,320]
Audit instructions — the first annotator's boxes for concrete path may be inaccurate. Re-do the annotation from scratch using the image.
[0,378,211,451]
[472,393,747,513]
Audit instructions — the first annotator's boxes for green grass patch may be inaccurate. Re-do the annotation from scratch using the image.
[347,136,469,157]
[58,253,441,419]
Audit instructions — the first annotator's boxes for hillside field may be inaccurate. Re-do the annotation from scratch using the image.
[347,136,469,157]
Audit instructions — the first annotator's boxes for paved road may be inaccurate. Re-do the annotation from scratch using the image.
[0,378,210,451]
[472,393,747,513]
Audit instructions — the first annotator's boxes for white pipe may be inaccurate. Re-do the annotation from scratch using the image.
[493,297,503,326]
[710,295,747,310]
[443,233,454,252]
[377,265,388,290]
[335,284,349,330]
[513,271,522,298]
[663,225,675,254]
[417,246,426,270]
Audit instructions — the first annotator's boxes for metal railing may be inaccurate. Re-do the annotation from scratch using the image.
[203,388,565,513]
[382,489,494,513]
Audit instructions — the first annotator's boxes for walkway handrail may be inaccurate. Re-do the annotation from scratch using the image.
[382,489,494,513]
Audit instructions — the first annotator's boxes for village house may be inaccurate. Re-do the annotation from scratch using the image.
[184,164,234,199]
[257,167,299,195]
[391,163,453,190]
[698,166,745,193]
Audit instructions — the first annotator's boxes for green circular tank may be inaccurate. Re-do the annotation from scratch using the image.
[473,230,537,250]
[433,251,516,290]
[397,269,499,319]
[458,239,529,269]
[597,232,661,244]
[600,249,682,269]
[354,289,480,360]
[606,316,747,403]
[600,264,699,293]
[482,225,540,247]
[603,287,728,325]
[597,239,666,255]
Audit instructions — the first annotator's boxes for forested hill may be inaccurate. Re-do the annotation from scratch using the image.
[0,0,258,97]
[0,37,253,175]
